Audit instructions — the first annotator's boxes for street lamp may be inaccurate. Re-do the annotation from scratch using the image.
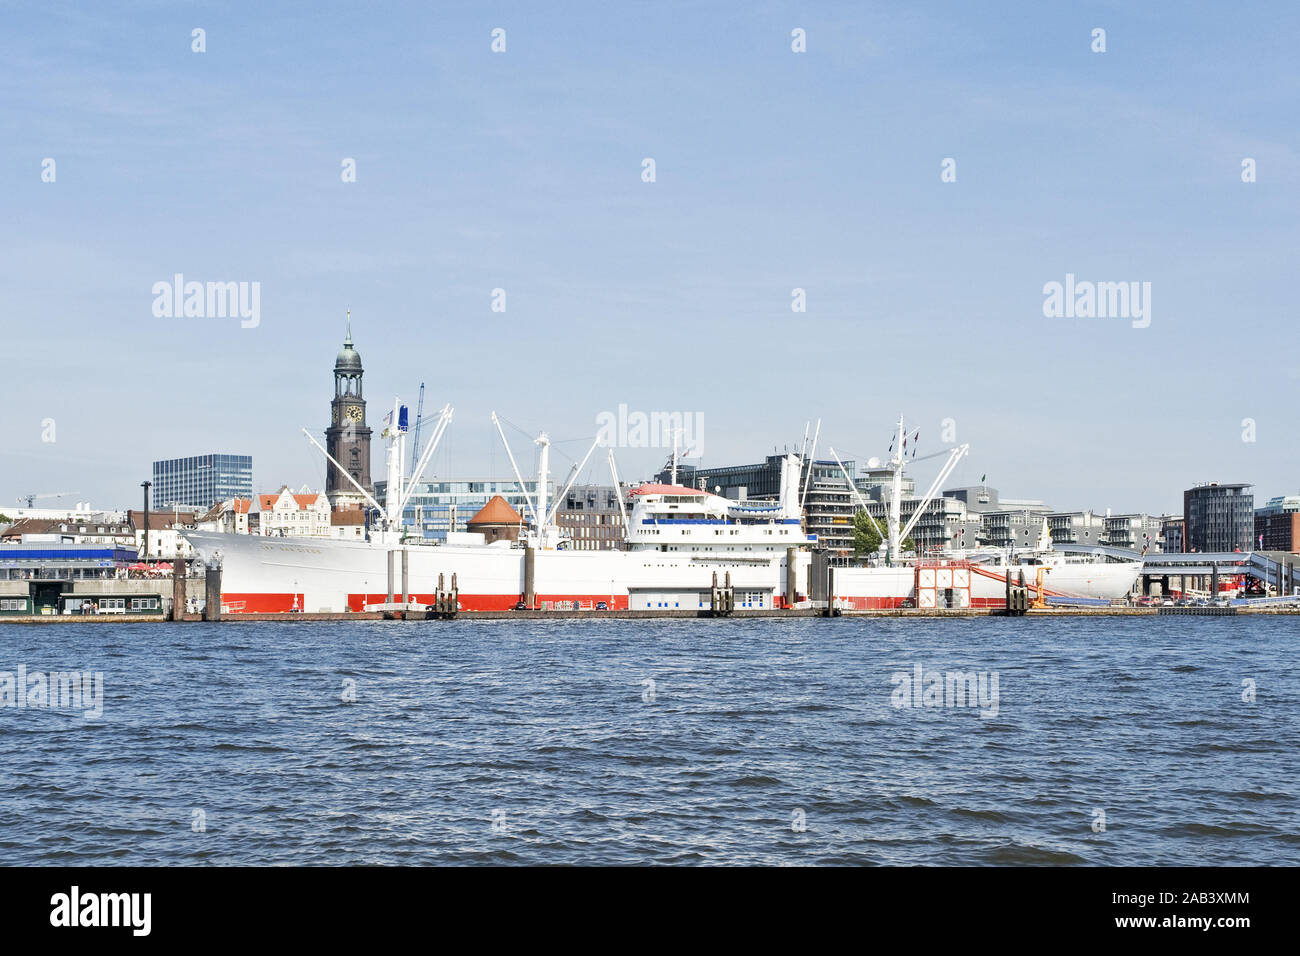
[140,480,151,559]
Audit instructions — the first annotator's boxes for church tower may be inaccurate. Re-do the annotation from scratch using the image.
[325,311,373,507]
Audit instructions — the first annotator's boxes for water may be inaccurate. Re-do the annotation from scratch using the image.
[1,616,1297,865]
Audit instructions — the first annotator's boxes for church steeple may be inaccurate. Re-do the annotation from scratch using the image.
[325,310,373,505]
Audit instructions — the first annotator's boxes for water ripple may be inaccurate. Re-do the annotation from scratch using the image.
[0,616,1296,864]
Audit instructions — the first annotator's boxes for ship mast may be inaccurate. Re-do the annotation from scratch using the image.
[535,432,550,547]
[888,415,904,563]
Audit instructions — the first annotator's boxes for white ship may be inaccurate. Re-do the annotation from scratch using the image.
[184,402,813,613]
[183,404,1140,613]
[827,417,1142,609]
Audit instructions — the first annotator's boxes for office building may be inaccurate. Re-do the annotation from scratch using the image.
[1183,482,1254,552]
[152,454,253,510]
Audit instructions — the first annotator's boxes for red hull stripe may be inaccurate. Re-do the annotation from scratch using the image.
[220,593,636,614]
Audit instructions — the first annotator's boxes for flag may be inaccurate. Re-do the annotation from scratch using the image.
[981,473,986,483]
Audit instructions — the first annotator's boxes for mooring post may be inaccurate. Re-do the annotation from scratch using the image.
[387,550,395,605]
[203,564,221,621]
[401,549,409,606]
[785,547,797,609]
[172,557,188,620]
[524,546,535,609]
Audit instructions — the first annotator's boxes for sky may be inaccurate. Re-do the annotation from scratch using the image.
[3,0,1297,516]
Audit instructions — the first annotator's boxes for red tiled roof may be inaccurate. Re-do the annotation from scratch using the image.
[628,483,705,497]
[467,495,522,526]
[258,491,321,510]
[128,510,196,530]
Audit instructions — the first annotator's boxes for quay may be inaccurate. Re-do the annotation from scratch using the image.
[5,604,1297,623]
[4,542,1297,625]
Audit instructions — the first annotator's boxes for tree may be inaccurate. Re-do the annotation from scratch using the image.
[852,509,914,556]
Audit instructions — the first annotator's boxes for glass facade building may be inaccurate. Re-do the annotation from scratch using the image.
[152,454,253,510]
[1183,482,1254,553]
[377,479,544,543]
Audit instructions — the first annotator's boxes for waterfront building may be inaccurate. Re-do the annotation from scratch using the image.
[0,543,147,616]
[979,509,1050,549]
[1255,493,1300,553]
[943,485,997,513]
[196,498,253,535]
[803,461,858,553]
[946,486,1056,549]
[1183,482,1254,552]
[330,509,368,540]
[256,487,332,538]
[325,314,374,508]
[554,484,624,551]
[0,512,201,560]
[1,516,135,548]
[852,496,980,555]
[660,455,784,500]
[151,453,253,510]
[666,455,976,554]
[860,467,917,503]
[1160,515,1185,554]
[1048,510,1107,546]
[127,510,201,559]
[1104,513,1165,552]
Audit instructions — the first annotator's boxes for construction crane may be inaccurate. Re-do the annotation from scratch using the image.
[409,382,426,473]
[16,491,77,508]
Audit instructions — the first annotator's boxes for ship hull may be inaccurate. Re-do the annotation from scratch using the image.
[832,559,1141,609]
[184,533,1139,613]
[184,532,807,613]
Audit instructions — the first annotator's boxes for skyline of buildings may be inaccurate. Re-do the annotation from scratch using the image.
[7,329,1294,556]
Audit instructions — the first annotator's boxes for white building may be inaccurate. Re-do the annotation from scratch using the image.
[256,486,332,538]
[197,498,253,535]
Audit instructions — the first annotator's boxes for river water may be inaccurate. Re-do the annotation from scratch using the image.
[1,616,1296,865]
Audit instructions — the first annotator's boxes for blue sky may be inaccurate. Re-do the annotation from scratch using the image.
[3,0,1297,515]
